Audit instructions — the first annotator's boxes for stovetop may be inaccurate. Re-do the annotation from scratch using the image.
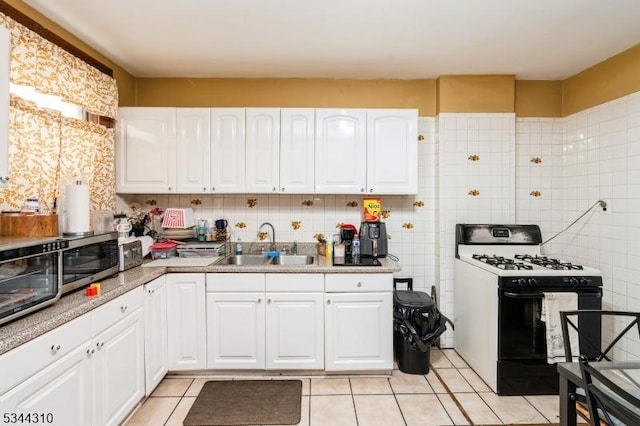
[472,254,585,271]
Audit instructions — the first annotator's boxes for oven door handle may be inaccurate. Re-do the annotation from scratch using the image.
[503,292,544,299]
[503,291,601,298]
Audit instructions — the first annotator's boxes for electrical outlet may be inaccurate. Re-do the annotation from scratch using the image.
[600,199,611,214]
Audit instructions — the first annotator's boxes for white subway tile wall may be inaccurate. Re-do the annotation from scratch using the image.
[436,113,516,347]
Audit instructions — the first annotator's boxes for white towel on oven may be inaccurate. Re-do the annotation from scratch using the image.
[541,292,579,364]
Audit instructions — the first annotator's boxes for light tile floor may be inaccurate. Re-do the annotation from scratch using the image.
[125,348,580,425]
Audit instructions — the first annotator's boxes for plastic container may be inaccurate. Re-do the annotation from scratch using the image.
[150,241,178,259]
[235,238,243,255]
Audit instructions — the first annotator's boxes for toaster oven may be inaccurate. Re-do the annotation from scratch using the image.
[0,238,67,325]
[61,232,119,294]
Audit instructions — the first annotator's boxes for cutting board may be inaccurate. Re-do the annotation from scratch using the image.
[0,213,58,237]
[142,257,219,267]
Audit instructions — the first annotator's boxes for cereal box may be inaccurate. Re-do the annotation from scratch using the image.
[363,198,382,221]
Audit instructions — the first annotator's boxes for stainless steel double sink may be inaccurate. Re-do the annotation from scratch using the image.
[217,254,315,266]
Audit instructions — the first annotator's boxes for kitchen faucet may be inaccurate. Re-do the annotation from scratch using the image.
[258,222,276,252]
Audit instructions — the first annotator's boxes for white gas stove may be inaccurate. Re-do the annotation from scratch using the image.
[454,224,602,395]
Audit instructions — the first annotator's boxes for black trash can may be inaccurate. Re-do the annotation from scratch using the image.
[393,278,450,374]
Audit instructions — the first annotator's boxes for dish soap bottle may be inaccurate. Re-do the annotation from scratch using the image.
[235,238,243,255]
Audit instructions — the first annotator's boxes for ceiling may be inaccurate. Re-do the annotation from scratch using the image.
[23,0,640,80]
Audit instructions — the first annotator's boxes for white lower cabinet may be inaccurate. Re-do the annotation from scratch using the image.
[92,308,145,426]
[0,344,93,426]
[206,273,324,370]
[166,273,207,370]
[0,287,145,426]
[324,274,393,371]
[206,291,265,369]
[144,276,168,395]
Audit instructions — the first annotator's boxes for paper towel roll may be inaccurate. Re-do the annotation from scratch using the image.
[65,184,91,234]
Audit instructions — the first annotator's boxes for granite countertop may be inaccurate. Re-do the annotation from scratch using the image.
[0,244,401,356]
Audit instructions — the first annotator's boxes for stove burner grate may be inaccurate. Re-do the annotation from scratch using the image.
[514,254,583,270]
[472,254,533,270]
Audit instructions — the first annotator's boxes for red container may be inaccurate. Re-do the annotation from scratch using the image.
[150,241,178,259]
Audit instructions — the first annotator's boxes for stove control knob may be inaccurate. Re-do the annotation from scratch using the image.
[569,277,580,286]
[517,278,527,287]
[527,278,537,287]
[580,278,590,286]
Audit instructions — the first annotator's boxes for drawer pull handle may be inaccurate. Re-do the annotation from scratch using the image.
[86,348,95,356]
[257,298,262,303]
[357,282,362,287]
[121,305,128,313]
[267,298,272,304]
[326,299,331,304]
[97,342,105,349]
[51,344,61,352]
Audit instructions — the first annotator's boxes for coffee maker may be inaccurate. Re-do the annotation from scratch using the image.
[359,222,388,258]
[340,224,358,258]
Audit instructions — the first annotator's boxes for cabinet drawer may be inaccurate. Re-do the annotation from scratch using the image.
[206,273,265,292]
[91,287,144,336]
[325,273,393,292]
[0,313,91,395]
[266,274,324,292]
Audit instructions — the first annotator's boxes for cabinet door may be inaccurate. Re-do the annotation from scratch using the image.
[176,108,211,193]
[265,292,324,370]
[116,107,177,193]
[0,26,9,187]
[315,109,366,194]
[210,108,245,192]
[324,292,393,371]
[166,274,207,370]
[92,308,145,426]
[280,108,315,193]
[144,276,168,396]
[0,344,92,426]
[366,109,418,194]
[245,108,280,193]
[206,292,265,369]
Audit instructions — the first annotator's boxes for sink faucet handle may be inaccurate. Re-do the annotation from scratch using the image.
[292,240,298,254]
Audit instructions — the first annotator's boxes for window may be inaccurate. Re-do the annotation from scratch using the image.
[9,83,84,119]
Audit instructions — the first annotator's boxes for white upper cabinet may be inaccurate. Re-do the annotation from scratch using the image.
[280,108,315,193]
[116,107,177,193]
[315,109,367,194]
[366,109,418,194]
[0,26,9,188]
[176,108,211,193]
[210,108,245,193]
[245,108,281,193]
[115,107,416,194]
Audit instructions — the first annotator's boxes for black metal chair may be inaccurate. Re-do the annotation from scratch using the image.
[560,310,640,425]
[579,355,640,426]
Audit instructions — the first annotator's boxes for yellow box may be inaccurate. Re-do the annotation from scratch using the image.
[363,198,381,221]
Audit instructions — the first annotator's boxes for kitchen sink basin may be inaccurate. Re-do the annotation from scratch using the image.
[221,255,270,265]
[218,254,315,266]
[270,255,315,265]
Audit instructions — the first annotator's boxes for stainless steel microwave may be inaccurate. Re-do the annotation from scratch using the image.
[61,232,119,294]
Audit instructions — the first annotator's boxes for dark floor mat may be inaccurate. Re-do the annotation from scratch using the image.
[183,379,302,425]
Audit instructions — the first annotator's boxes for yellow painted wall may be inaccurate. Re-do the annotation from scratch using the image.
[134,78,437,116]
[563,44,640,116]
[5,0,137,105]
[436,75,515,113]
[515,80,563,117]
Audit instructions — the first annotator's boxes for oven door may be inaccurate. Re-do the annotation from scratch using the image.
[498,287,602,360]
[0,251,61,325]
[496,285,602,395]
